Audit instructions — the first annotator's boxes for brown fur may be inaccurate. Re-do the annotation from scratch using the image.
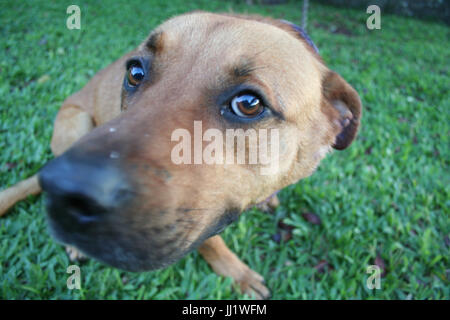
[0,12,362,299]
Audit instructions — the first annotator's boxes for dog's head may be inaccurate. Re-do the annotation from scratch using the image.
[39,12,361,271]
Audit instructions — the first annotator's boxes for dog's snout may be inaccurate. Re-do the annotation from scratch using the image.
[39,153,132,223]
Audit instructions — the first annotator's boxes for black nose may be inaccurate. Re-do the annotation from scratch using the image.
[39,152,131,224]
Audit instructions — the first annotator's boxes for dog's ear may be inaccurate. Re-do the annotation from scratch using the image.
[321,70,362,150]
[277,20,320,54]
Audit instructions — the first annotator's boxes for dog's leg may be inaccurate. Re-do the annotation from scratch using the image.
[0,105,94,218]
[198,235,270,299]
[0,175,41,216]
[50,104,94,156]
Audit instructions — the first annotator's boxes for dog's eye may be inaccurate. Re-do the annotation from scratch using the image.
[126,62,145,87]
[230,94,263,118]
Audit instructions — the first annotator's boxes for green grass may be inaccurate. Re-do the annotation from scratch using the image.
[0,0,448,299]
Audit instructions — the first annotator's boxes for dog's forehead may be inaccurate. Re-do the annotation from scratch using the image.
[148,12,315,63]
[137,12,323,118]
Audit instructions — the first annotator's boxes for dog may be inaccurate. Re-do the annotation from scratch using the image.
[0,11,362,299]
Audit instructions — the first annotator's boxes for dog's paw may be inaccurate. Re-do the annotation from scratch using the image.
[237,267,271,300]
[199,235,271,299]
[65,245,87,262]
[256,194,280,213]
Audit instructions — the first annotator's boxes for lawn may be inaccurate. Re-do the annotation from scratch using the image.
[0,0,448,299]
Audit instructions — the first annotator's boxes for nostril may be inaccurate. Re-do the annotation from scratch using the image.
[40,152,133,224]
[63,194,107,220]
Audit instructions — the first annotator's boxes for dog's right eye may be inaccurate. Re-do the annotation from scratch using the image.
[230,94,264,118]
[126,62,145,87]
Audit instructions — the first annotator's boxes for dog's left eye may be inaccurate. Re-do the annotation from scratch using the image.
[126,62,145,87]
[230,94,263,118]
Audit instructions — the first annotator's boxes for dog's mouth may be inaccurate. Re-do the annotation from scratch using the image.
[45,201,188,271]
[44,190,241,272]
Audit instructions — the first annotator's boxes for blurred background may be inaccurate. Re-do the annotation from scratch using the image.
[250,0,449,24]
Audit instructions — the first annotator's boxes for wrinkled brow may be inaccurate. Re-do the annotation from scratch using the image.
[145,31,165,54]
[228,57,268,81]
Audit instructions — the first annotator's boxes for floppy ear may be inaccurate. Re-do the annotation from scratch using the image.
[321,71,362,150]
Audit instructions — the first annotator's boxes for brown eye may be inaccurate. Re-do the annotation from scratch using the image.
[230,94,263,118]
[127,63,145,87]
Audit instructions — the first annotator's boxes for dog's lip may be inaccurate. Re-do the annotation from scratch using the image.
[46,215,185,272]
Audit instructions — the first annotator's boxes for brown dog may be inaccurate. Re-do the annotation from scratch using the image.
[0,12,361,299]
